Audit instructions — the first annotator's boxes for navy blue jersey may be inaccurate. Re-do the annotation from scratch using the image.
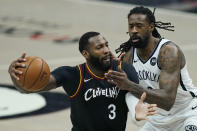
[51,60,138,131]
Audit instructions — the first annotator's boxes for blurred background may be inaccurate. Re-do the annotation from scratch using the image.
[0,0,197,131]
[105,0,197,13]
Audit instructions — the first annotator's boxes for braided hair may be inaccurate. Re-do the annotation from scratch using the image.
[115,6,174,54]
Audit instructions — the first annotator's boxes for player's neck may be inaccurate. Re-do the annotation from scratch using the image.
[86,62,105,77]
[137,37,159,61]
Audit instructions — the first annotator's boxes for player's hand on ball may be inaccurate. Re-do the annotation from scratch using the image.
[8,53,27,81]
[135,92,157,121]
[8,53,50,93]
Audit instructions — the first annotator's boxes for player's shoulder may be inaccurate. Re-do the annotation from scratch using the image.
[54,65,79,72]
[160,39,180,54]
[51,65,81,78]
[158,39,185,68]
[56,63,87,75]
[159,39,182,60]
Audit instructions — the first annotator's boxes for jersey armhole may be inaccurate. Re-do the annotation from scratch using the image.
[69,65,84,99]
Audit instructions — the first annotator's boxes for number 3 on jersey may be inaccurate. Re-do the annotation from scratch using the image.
[108,104,116,120]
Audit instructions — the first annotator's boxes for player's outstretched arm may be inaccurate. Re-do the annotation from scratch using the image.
[126,92,157,124]
[41,75,57,91]
[135,92,157,121]
[105,43,182,111]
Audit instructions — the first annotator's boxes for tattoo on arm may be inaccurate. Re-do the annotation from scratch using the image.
[128,43,182,111]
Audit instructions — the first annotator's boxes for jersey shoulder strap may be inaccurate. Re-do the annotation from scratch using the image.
[69,64,84,99]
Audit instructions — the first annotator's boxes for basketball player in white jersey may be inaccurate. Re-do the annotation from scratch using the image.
[105,6,197,131]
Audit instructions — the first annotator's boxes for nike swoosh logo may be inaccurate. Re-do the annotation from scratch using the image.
[192,105,197,110]
[84,78,93,82]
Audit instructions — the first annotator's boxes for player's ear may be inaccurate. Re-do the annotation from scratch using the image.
[149,22,154,32]
[82,50,89,59]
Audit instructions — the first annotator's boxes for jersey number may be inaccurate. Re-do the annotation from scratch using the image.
[108,104,116,120]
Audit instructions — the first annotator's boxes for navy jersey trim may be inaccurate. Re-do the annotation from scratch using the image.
[85,63,105,80]
[70,65,84,99]
[136,38,162,64]
[180,74,196,98]
[131,48,135,64]
[116,60,122,70]
[23,57,38,87]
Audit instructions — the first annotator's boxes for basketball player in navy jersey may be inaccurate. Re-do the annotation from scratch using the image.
[9,31,157,131]
[105,6,197,131]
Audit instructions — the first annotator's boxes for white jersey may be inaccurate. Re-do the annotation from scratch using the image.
[131,38,197,116]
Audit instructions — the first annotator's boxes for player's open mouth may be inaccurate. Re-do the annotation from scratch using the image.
[103,55,111,62]
[132,39,140,43]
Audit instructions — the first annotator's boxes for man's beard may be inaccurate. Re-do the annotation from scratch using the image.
[89,54,112,71]
[130,33,149,49]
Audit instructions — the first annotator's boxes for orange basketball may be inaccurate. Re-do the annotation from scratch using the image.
[16,56,50,92]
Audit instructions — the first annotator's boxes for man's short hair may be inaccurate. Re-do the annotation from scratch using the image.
[79,31,100,53]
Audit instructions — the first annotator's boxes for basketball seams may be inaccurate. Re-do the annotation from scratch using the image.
[28,58,44,91]
[17,56,50,92]
[23,57,38,88]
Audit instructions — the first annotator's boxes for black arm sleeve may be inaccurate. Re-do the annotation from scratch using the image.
[51,66,80,96]
[121,62,139,84]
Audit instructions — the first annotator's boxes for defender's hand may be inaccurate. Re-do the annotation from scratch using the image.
[105,65,130,90]
[110,51,125,61]
[135,92,157,121]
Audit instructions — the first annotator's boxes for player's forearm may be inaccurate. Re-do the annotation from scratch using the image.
[39,75,57,92]
[11,75,57,93]
[126,81,174,111]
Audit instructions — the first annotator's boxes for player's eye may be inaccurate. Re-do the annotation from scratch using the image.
[96,45,102,49]
[136,23,142,28]
[129,25,134,28]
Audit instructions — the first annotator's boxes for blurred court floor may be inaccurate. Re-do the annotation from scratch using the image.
[0,0,197,130]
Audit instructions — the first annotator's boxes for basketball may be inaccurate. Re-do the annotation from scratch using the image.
[16,56,50,92]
